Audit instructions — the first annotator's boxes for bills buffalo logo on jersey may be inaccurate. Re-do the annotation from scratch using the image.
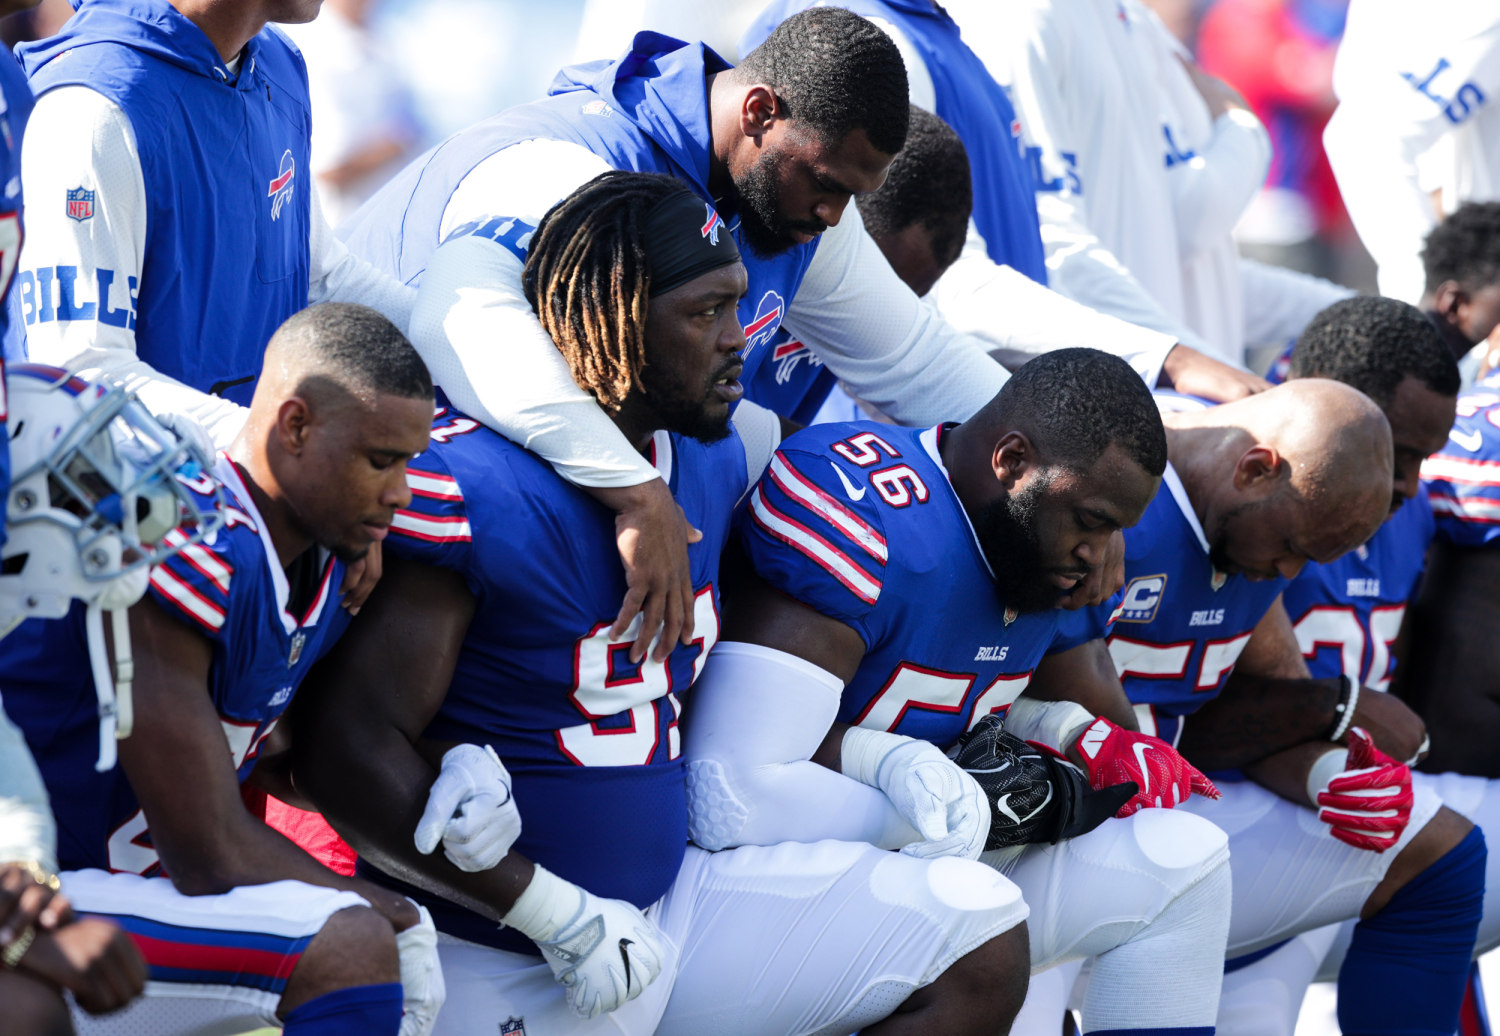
[1117,573,1167,623]
[701,204,725,246]
[66,186,94,222]
[267,150,295,221]
[771,339,823,384]
[742,290,785,356]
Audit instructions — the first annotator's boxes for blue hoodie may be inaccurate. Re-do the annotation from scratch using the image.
[341,33,818,391]
[19,0,311,405]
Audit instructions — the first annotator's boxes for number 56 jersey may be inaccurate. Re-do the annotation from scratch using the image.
[380,409,749,951]
[738,422,1093,751]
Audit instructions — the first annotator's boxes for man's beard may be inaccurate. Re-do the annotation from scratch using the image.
[733,149,827,259]
[972,477,1073,614]
[640,355,735,443]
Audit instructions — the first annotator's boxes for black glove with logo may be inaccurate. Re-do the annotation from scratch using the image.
[952,714,1138,849]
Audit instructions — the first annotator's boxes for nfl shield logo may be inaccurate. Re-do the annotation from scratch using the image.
[288,631,306,667]
[499,1019,527,1035]
[66,186,94,222]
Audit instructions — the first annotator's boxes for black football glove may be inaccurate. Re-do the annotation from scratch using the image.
[951,714,1138,849]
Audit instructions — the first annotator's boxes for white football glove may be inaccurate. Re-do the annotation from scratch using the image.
[414,743,522,872]
[395,903,445,1036]
[841,725,989,860]
[502,864,669,1019]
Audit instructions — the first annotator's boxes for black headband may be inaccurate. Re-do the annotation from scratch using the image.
[644,193,741,297]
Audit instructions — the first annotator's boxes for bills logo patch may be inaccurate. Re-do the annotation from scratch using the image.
[701,204,724,246]
[267,150,295,221]
[771,338,822,384]
[66,186,94,222]
[742,290,785,355]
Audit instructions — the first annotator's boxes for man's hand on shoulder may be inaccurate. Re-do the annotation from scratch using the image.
[593,479,702,665]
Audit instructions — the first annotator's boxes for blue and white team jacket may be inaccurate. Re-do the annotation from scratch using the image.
[1282,489,1434,691]
[1424,382,1500,548]
[372,408,747,953]
[0,456,349,874]
[18,0,312,406]
[738,422,1095,750]
[341,33,815,399]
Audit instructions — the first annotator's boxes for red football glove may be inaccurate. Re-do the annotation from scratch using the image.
[1316,728,1414,853]
[1071,716,1220,817]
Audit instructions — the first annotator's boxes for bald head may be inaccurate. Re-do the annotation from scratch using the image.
[1168,380,1393,580]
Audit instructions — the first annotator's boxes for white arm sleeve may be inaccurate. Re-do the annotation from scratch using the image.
[684,642,920,851]
[1325,16,1500,303]
[1239,256,1356,348]
[931,220,1176,386]
[785,203,1008,424]
[19,87,249,445]
[0,695,57,873]
[411,140,658,488]
[307,180,416,332]
[729,399,781,487]
[1003,695,1094,756]
[1169,108,1272,261]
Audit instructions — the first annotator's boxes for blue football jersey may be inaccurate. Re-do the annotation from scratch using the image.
[1090,464,1287,746]
[738,422,1093,752]
[0,456,349,874]
[1423,387,1500,547]
[1281,489,1433,690]
[375,407,746,952]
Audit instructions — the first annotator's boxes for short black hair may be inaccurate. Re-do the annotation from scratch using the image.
[989,348,1167,477]
[1422,201,1500,295]
[860,105,972,270]
[269,303,433,400]
[736,7,908,156]
[1289,295,1460,407]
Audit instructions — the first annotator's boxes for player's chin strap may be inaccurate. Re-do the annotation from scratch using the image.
[84,603,135,772]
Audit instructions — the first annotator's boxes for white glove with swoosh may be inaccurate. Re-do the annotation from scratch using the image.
[502,864,670,1019]
[841,725,989,860]
[414,743,521,872]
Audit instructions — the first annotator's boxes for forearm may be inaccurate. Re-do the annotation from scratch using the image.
[1024,639,1141,731]
[1243,741,1336,808]
[294,722,528,921]
[1176,672,1343,770]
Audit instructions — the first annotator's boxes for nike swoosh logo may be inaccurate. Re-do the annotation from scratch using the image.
[1132,742,1155,795]
[619,938,634,992]
[831,463,866,501]
[1450,428,1484,452]
[995,785,1054,827]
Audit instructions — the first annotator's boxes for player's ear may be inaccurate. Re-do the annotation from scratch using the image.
[1431,280,1466,322]
[1231,444,1283,494]
[275,396,313,456]
[993,431,1032,489]
[739,84,781,144]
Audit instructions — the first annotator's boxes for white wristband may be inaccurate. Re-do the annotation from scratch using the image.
[1003,697,1096,753]
[1306,748,1349,806]
[501,864,582,943]
[1328,678,1361,742]
[840,725,912,788]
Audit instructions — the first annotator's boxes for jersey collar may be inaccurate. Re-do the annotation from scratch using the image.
[920,424,996,580]
[1162,462,1211,556]
[214,454,337,635]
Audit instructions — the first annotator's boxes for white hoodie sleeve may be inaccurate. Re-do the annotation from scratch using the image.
[19,86,249,445]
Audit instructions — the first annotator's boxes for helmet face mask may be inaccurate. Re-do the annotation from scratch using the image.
[2,365,223,629]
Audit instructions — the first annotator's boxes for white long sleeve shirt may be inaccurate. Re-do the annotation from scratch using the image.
[1325,3,1500,303]
[19,85,417,446]
[946,0,1347,364]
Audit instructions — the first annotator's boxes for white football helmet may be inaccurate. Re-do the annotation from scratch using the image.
[3,363,223,767]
